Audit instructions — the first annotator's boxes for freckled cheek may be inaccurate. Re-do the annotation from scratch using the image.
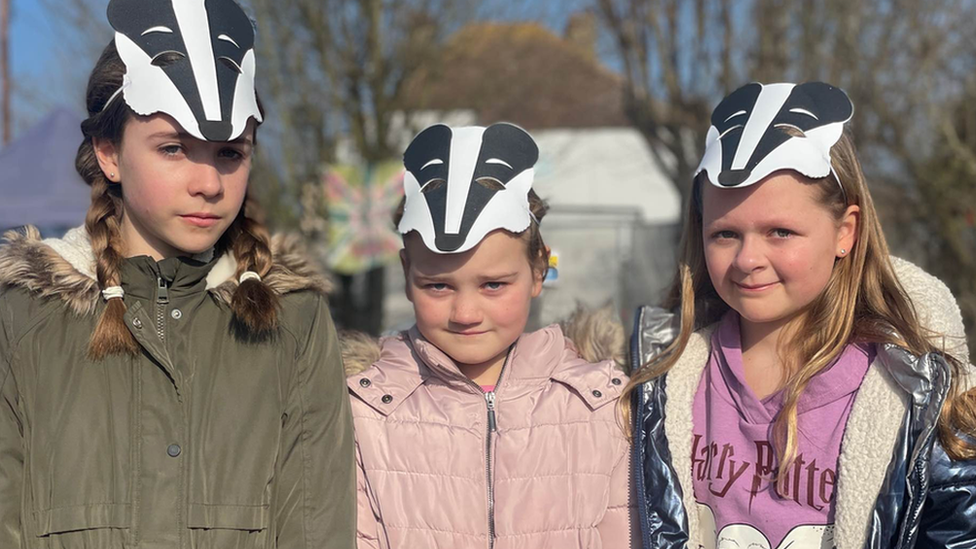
[486,291,532,332]
[412,294,452,328]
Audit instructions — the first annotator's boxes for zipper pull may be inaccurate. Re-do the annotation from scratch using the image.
[156,276,170,305]
[485,391,497,432]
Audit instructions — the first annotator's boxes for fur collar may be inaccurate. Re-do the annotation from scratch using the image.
[0,225,331,315]
[339,305,629,378]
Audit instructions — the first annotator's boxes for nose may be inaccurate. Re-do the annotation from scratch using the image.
[450,292,483,326]
[732,234,766,273]
[187,163,224,199]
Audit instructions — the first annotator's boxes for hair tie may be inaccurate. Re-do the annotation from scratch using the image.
[101,286,125,301]
[239,271,262,284]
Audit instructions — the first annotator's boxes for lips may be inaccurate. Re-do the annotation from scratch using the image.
[180,213,221,228]
[735,281,779,292]
[452,330,487,336]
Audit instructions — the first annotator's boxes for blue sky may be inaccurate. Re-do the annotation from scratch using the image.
[8,0,107,132]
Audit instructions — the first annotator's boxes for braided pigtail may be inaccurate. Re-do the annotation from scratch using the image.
[224,194,279,335]
[83,175,139,359]
[77,40,141,360]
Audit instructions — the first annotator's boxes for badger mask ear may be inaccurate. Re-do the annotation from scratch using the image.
[398,122,540,254]
[105,0,262,142]
[696,81,853,190]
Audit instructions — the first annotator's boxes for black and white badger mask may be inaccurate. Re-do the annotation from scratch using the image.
[106,0,262,142]
[398,123,540,254]
[696,82,853,190]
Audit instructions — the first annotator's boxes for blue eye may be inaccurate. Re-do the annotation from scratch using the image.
[484,282,506,291]
[425,283,449,292]
[160,144,183,157]
[713,230,737,240]
[773,228,794,238]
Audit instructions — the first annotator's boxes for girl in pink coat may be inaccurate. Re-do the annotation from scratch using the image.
[345,123,636,548]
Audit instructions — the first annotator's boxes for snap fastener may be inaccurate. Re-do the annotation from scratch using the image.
[381,394,393,404]
[592,390,603,398]
[170,308,183,320]
[611,378,622,386]
[167,444,182,458]
[132,318,143,329]
[359,378,371,388]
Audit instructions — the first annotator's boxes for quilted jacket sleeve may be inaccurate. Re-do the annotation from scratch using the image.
[596,438,639,548]
[355,442,383,548]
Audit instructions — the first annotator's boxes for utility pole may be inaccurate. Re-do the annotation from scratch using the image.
[0,0,9,146]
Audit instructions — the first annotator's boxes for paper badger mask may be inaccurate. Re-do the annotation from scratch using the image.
[398,123,540,254]
[696,82,853,190]
[105,0,262,142]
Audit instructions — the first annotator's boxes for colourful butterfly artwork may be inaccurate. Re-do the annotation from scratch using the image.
[322,162,405,275]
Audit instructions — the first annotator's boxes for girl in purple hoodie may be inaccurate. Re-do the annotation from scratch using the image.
[628,82,976,549]
[345,123,636,548]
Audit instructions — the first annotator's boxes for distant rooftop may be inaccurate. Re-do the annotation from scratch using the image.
[401,20,628,130]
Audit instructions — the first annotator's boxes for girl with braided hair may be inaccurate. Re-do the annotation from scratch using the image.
[0,1,355,547]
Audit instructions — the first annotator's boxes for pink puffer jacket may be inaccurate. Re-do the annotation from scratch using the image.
[347,325,636,549]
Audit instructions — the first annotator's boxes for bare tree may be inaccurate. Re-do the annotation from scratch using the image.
[595,0,976,201]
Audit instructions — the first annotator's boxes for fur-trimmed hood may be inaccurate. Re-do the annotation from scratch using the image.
[0,225,331,315]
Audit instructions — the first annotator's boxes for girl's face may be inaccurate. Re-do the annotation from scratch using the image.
[94,113,255,260]
[701,171,858,335]
[402,229,543,372]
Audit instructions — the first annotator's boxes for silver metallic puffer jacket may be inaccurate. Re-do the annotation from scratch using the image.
[630,258,976,549]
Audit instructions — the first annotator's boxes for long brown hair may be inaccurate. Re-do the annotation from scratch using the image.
[78,40,279,360]
[623,129,976,476]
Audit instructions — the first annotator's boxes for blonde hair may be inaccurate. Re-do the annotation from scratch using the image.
[623,129,976,479]
[78,40,279,360]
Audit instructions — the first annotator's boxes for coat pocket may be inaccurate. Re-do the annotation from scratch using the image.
[32,503,130,537]
[187,503,269,531]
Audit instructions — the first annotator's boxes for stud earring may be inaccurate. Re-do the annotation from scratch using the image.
[840,249,847,255]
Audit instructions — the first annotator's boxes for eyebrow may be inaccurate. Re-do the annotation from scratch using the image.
[478,272,519,282]
[413,274,451,283]
[148,131,254,146]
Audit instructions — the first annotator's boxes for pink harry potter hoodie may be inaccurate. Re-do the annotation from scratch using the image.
[347,325,636,549]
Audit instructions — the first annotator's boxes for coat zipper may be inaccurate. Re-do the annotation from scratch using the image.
[482,348,512,549]
[485,390,497,548]
[155,276,169,343]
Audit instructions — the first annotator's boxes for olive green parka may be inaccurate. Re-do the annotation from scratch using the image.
[0,226,355,549]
